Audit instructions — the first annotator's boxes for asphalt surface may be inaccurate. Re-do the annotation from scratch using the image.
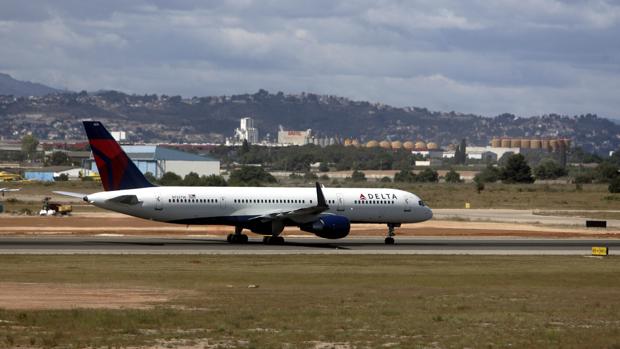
[0,236,617,255]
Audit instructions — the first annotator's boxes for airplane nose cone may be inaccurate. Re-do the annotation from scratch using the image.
[425,207,433,221]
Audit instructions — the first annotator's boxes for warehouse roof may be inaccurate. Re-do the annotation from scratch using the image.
[120,145,218,162]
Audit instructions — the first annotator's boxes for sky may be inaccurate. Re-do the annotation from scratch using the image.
[1,0,619,118]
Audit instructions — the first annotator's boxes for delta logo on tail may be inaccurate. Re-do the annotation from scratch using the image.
[84,121,153,191]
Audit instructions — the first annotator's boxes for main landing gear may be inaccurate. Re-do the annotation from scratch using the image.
[262,235,285,245]
[385,223,400,245]
[227,226,249,244]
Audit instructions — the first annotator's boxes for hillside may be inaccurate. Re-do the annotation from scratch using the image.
[1,89,618,154]
[0,73,62,97]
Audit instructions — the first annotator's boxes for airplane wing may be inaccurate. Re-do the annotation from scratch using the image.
[250,182,330,224]
[0,188,20,192]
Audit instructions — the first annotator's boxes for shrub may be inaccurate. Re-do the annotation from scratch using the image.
[534,159,567,180]
[415,168,439,183]
[474,165,500,183]
[228,166,277,186]
[609,177,620,193]
[349,170,367,182]
[394,169,415,183]
[159,172,183,186]
[444,169,462,183]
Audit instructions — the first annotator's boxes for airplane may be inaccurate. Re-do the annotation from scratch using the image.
[0,188,20,197]
[55,121,432,244]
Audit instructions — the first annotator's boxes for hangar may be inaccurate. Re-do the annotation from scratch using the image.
[85,145,220,179]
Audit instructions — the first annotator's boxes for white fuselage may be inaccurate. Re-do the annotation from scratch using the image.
[86,186,432,227]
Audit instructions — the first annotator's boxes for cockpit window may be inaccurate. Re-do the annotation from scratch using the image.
[418,200,426,207]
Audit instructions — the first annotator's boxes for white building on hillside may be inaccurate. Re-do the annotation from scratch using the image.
[234,117,259,144]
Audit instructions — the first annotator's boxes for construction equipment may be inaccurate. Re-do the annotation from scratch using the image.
[40,197,72,216]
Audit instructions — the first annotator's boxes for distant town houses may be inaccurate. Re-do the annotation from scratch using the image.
[0,90,618,154]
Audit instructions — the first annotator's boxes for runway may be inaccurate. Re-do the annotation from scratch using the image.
[0,236,617,255]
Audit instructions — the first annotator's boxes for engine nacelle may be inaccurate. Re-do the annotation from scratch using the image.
[300,215,350,239]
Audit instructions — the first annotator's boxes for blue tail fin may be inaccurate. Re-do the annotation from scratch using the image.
[84,121,154,191]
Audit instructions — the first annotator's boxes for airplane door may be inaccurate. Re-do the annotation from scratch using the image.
[155,195,163,211]
[220,196,226,209]
[336,194,345,212]
[404,197,411,212]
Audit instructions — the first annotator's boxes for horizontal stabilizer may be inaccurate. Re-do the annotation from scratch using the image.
[53,191,87,200]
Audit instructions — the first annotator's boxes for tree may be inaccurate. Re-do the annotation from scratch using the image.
[394,169,416,183]
[159,172,183,186]
[349,170,367,182]
[47,151,71,166]
[200,174,227,186]
[500,154,534,183]
[240,139,250,155]
[474,164,501,183]
[534,159,568,180]
[228,166,277,186]
[21,134,39,161]
[183,172,202,186]
[444,169,462,183]
[144,172,157,183]
[595,161,619,183]
[453,139,467,165]
[318,162,329,172]
[474,178,485,193]
[609,177,620,193]
[415,168,439,183]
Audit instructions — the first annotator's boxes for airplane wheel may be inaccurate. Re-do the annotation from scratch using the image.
[228,234,248,244]
[384,237,395,245]
[264,236,284,245]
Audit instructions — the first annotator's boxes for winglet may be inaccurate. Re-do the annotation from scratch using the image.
[315,182,328,208]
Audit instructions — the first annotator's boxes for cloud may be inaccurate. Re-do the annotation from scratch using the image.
[0,0,619,118]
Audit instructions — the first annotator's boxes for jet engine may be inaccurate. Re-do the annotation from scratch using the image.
[300,214,350,239]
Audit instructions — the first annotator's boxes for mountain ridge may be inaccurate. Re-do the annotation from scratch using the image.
[0,73,63,97]
[0,81,618,154]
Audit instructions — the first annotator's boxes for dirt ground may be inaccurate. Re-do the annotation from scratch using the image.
[0,212,618,238]
[0,282,169,309]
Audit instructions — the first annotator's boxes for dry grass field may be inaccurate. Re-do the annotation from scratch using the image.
[2,181,620,213]
[0,255,619,348]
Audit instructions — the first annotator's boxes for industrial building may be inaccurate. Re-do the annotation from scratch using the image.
[490,138,571,151]
[234,117,259,144]
[278,129,312,145]
[85,145,220,179]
